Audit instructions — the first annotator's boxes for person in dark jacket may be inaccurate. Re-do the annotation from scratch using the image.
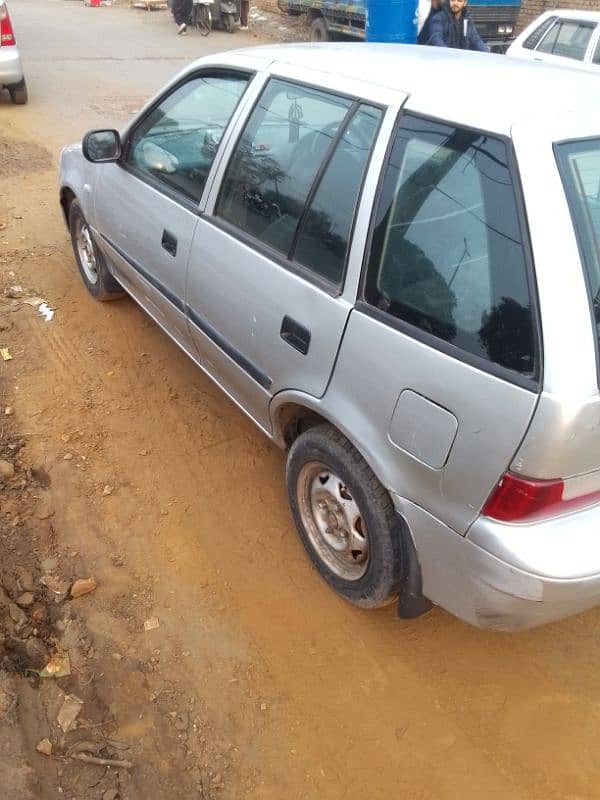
[417,0,442,45]
[171,0,192,34]
[428,0,489,51]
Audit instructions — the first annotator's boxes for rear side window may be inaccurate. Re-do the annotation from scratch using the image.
[557,139,600,364]
[217,79,381,287]
[523,16,557,50]
[537,20,594,60]
[364,115,536,377]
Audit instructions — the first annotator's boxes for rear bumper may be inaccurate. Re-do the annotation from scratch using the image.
[0,45,24,88]
[395,495,600,631]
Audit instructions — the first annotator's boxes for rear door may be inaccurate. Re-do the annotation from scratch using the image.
[535,18,597,68]
[185,71,400,431]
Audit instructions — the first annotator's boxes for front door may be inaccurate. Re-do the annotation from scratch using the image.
[92,70,252,346]
[186,76,385,430]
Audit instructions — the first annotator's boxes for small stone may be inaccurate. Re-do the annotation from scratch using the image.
[16,592,34,607]
[260,702,268,712]
[26,638,50,670]
[36,738,53,756]
[30,603,47,624]
[17,568,34,592]
[9,602,27,626]
[63,453,73,461]
[70,577,97,599]
[57,694,83,733]
[5,285,24,300]
[37,509,55,521]
[41,557,58,574]
[112,653,123,661]
[111,554,125,567]
[4,406,13,417]
[103,791,119,800]
[0,460,14,480]
[174,712,189,732]
[102,485,113,497]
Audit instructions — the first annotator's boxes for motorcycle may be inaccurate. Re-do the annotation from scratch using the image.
[190,0,238,34]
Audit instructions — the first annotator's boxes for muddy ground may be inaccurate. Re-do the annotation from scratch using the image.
[2,1,600,798]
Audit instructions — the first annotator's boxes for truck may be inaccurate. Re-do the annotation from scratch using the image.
[277,0,521,52]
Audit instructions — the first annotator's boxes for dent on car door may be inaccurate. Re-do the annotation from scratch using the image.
[185,77,384,430]
[326,113,541,534]
[92,70,251,344]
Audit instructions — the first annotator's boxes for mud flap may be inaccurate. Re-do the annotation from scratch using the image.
[397,516,433,619]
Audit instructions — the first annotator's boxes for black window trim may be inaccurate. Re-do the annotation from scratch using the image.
[209,74,386,295]
[536,18,596,57]
[357,109,542,393]
[554,136,600,389]
[117,66,256,213]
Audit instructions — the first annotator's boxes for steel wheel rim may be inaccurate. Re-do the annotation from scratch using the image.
[76,219,98,285]
[297,461,369,581]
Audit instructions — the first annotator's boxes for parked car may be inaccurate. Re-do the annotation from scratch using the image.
[0,0,27,104]
[59,45,600,631]
[507,9,600,71]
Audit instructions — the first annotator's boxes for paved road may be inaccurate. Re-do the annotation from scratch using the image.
[2,2,600,798]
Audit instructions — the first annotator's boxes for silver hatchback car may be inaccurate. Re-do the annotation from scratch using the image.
[59,44,600,631]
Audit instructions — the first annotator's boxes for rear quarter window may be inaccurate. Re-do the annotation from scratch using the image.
[523,16,557,50]
[556,139,600,373]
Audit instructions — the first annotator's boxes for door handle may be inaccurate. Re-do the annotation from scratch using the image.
[280,315,311,355]
[161,229,177,257]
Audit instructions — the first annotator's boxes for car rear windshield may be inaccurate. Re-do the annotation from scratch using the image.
[557,138,600,363]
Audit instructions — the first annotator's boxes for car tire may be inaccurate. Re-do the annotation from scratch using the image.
[68,199,124,302]
[286,424,402,608]
[9,79,28,105]
[309,16,329,42]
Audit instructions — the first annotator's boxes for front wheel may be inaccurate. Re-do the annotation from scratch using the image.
[9,78,28,105]
[286,424,402,608]
[223,11,235,31]
[69,200,124,302]
[309,16,329,41]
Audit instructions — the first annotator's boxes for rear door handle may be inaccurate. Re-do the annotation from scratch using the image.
[280,315,311,355]
[161,229,177,257]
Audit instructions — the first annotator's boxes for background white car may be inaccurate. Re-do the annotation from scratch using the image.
[507,9,600,72]
[0,0,27,104]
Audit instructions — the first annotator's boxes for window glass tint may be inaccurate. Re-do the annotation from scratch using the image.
[538,20,593,60]
[294,104,382,285]
[594,37,600,64]
[523,16,556,49]
[128,73,249,202]
[217,79,352,256]
[557,139,600,371]
[365,115,535,376]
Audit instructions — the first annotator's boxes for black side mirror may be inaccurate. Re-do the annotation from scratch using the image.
[82,129,122,163]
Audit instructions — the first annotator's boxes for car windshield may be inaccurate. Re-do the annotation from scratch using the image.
[557,138,600,353]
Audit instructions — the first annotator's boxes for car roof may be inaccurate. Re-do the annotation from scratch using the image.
[217,44,600,136]
[534,8,600,23]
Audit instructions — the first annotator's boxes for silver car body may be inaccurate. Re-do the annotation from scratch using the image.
[0,0,24,88]
[507,9,600,72]
[60,45,600,630]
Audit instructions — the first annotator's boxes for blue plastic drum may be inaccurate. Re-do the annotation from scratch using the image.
[365,0,418,43]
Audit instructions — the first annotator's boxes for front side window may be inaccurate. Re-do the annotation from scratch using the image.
[216,79,381,286]
[127,72,249,203]
[557,139,600,370]
[537,20,593,60]
[523,16,556,50]
[365,115,536,377]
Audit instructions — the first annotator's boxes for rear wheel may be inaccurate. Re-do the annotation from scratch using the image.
[309,16,329,41]
[286,424,402,608]
[69,200,124,302]
[9,78,28,105]
[224,11,235,31]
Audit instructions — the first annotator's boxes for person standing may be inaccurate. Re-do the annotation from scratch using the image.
[171,0,192,34]
[417,0,442,45]
[428,0,489,51]
[240,0,249,30]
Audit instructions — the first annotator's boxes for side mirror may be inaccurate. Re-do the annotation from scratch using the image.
[82,129,122,163]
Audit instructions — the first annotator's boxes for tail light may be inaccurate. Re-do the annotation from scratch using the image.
[0,4,16,46]
[482,472,600,523]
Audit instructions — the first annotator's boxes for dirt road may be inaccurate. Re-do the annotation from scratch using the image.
[2,2,600,798]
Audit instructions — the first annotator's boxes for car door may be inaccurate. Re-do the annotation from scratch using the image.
[185,74,391,431]
[535,18,597,69]
[91,69,252,347]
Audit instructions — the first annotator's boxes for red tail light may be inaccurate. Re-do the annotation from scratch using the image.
[0,4,16,46]
[482,472,600,523]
